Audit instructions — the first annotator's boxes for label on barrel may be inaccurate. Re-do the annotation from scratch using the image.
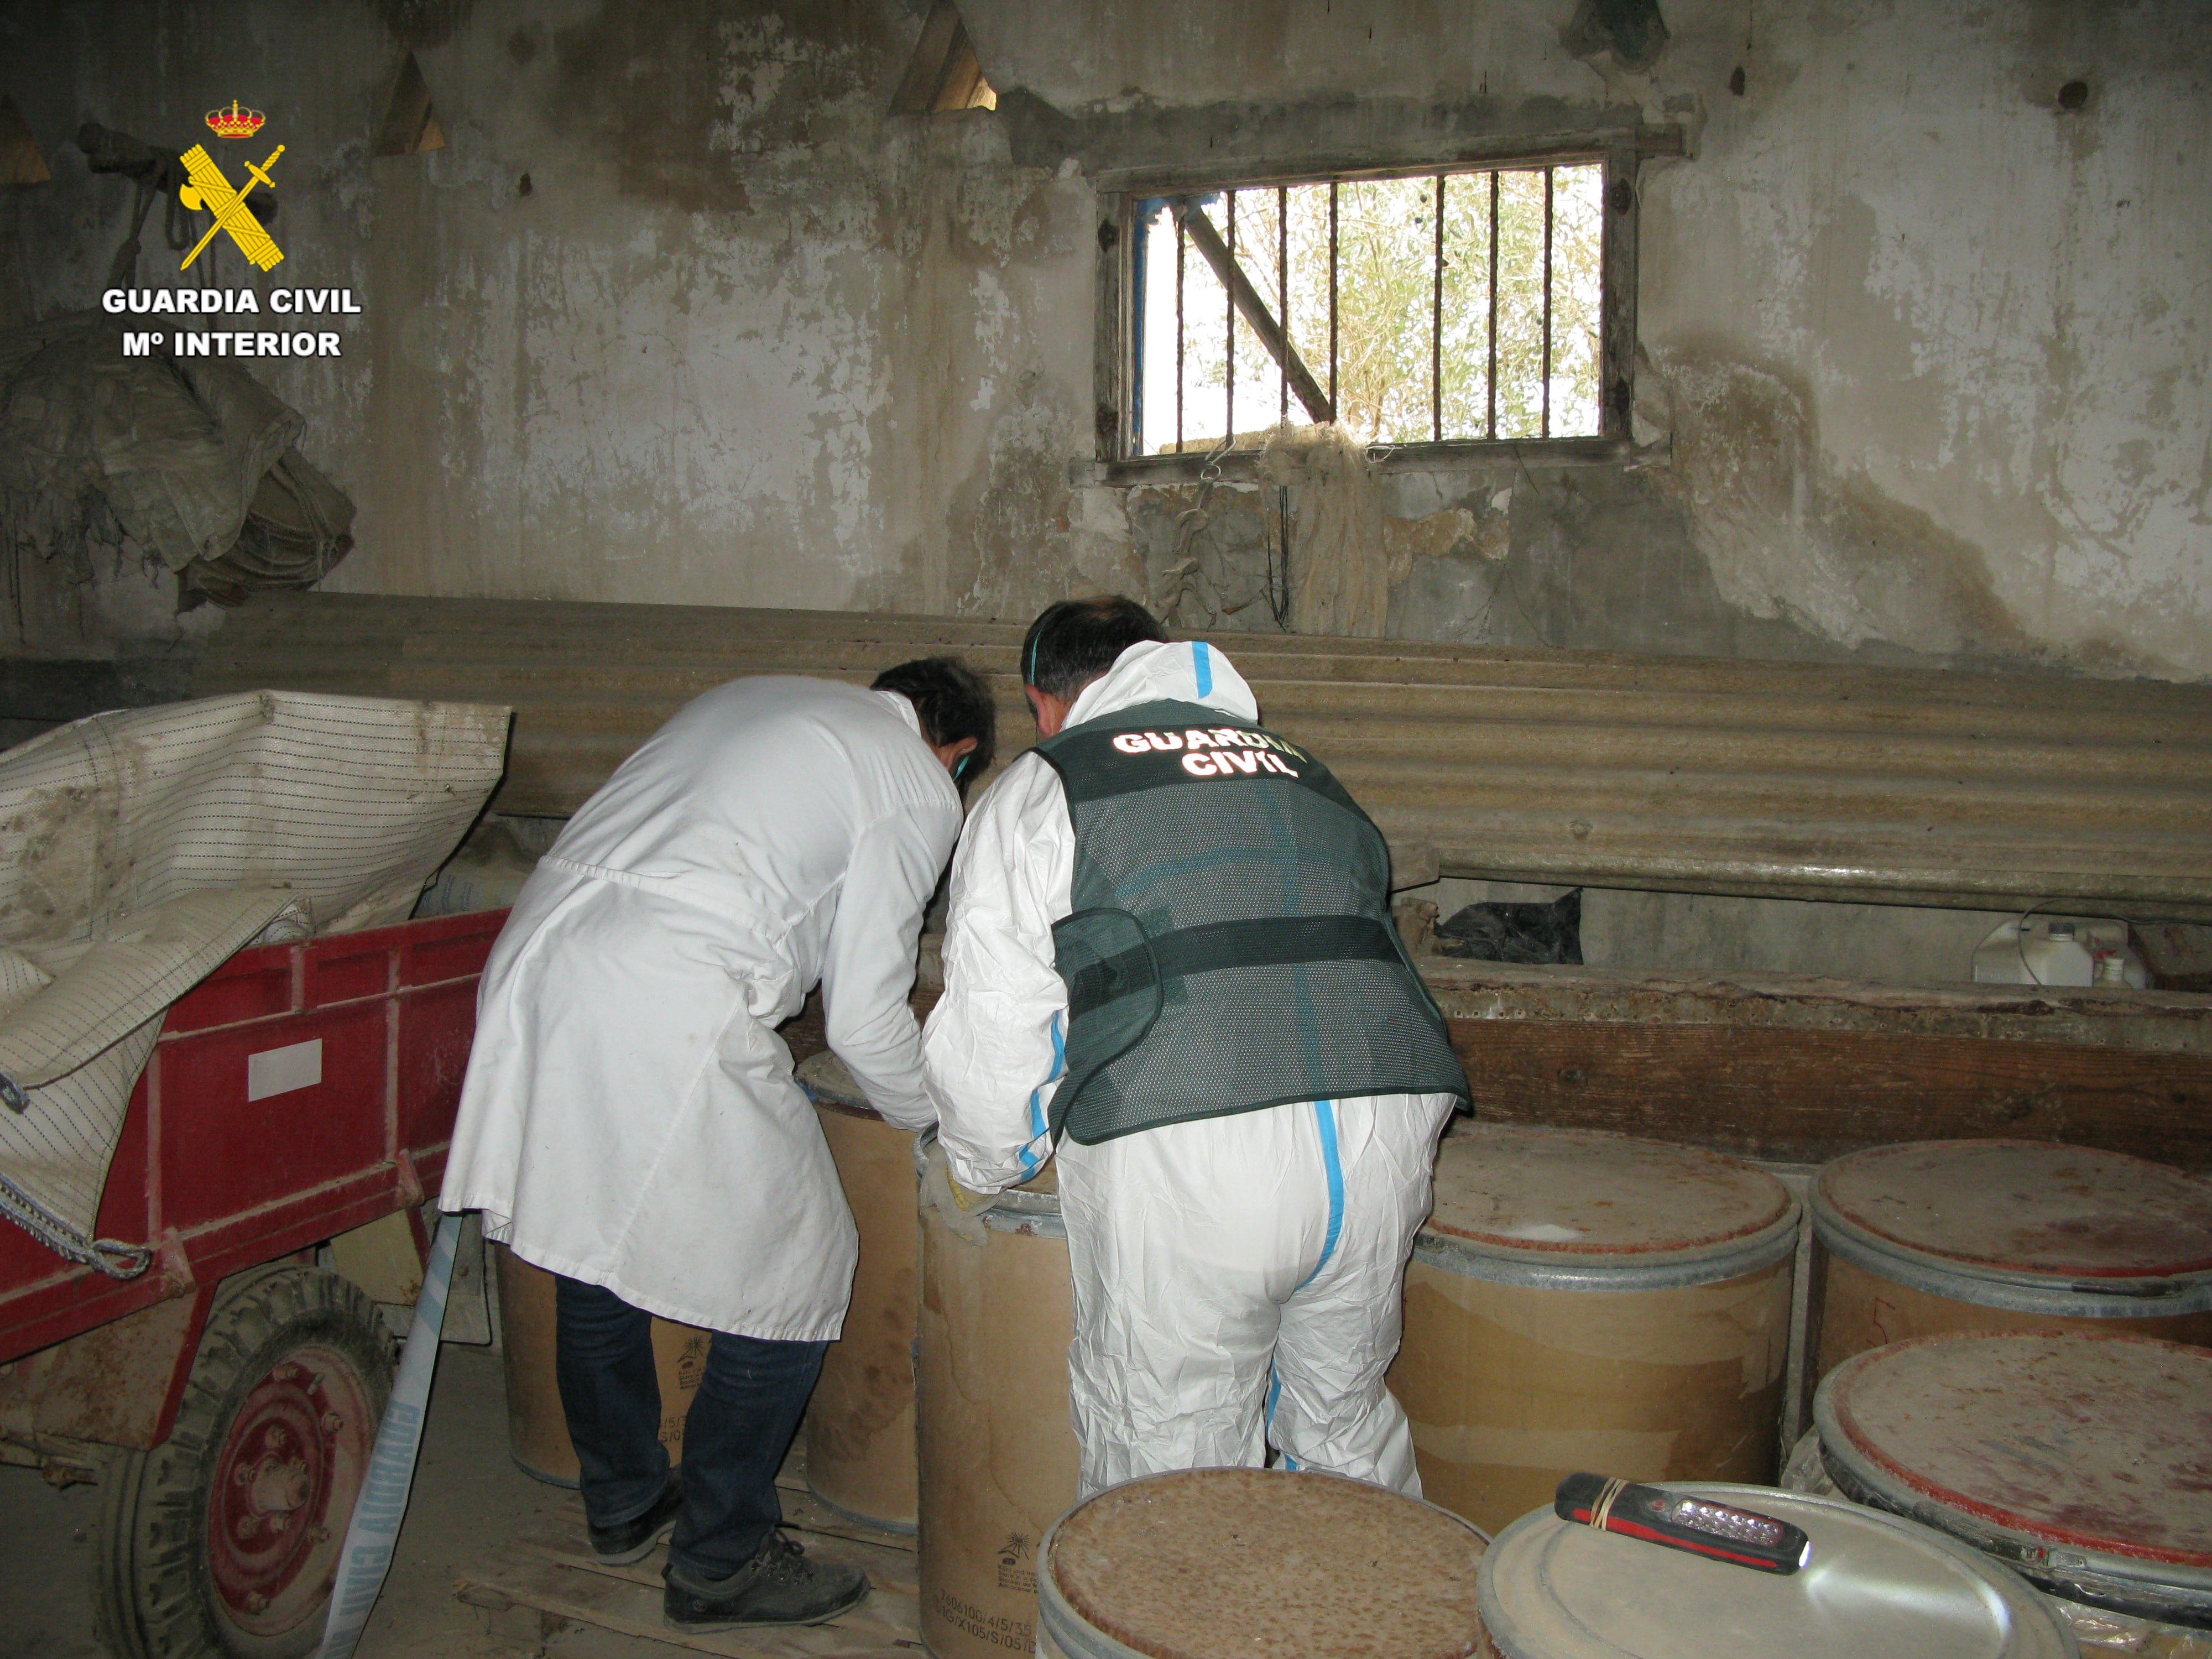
[995,1531,1037,1593]
[931,1587,1033,1651]
[675,1333,708,1390]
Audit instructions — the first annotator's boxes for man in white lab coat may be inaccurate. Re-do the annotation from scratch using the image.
[922,598,1466,1499]
[444,658,992,1631]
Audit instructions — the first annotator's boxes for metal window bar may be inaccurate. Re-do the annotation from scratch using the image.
[1279,185,1290,426]
[1175,212,1185,452]
[1225,191,1236,442]
[1486,169,1501,440]
[1541,166,1554,439]
[1431,173,1445,444]
[1327,181,1338,417]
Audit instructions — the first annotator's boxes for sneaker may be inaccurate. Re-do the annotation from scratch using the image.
[587,1480,682,1565]
[663,1531,869,1630]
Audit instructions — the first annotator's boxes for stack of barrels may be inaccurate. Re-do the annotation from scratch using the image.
[494,1059,2212,1659]
[1789,1139,2212,1652]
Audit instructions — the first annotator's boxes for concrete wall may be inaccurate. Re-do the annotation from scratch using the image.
[2,0,2203,681]
[0,0,1118,654]
[964,0,2211,679]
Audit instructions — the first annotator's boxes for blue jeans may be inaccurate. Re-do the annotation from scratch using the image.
[552,1274,827,1581]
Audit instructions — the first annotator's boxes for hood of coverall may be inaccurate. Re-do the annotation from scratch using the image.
[1061,639,1261,728]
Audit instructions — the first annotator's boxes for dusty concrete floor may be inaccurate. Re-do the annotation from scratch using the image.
[0,1344,693,1659]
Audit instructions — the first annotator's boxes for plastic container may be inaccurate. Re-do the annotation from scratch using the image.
[795,1050,920,1532]
[1387,1124,1799,1534]
[1807,1140,2212,1392]
[1815,1331,2212,1634]
[914,1135,1076,1659]
[492,1243,709,1486]
[1974,916,2148,989]
[1037,1468,1487,1659]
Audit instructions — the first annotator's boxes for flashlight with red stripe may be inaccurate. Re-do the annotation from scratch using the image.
[1553,1474,1811,1574]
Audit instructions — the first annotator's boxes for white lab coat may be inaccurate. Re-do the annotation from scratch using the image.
[923,640,1454,1497]
[442,677,958,1339]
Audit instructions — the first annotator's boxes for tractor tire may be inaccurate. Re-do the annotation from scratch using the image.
[94,1264,393,1659]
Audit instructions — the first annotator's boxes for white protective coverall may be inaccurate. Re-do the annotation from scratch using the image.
[922,640,1454,1498]
[442,677,959,1339]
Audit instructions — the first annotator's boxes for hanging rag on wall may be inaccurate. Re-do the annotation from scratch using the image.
[0,312,356,613]
[1255,423,1401,638]
[0,122,352,620]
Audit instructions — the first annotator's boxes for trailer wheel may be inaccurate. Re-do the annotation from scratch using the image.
[95,1264,394,1659]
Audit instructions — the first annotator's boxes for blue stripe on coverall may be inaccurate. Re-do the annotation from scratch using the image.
[1268,1098,1345,1470]
[1016,1010,1065,1177]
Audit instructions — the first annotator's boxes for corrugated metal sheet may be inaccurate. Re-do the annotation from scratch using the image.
[195,592,2212,919]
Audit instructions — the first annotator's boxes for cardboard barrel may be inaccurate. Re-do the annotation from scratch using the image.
[1815,1330,2212,1636]
[914,1141,1077,1659]
[1478,1483,2077,1659]
[493,1243,711,1485]
[1389,1124,1798,1535]
[1037,1469,1488,1659]
[795,1051,921,1532]
[1807,1141,2212,1392]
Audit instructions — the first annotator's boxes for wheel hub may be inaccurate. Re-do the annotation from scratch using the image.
[245,1452,312,1518]
[207,1344,375,1639]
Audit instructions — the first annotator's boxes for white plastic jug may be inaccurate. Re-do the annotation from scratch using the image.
[1973,915,2149,988]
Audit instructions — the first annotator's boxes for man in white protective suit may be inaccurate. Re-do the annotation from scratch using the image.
[921,597,1468,1499]
[443,659,993,1632]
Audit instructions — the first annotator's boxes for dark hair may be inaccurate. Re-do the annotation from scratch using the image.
[872,656,997,785]
[1020,596,1167,700]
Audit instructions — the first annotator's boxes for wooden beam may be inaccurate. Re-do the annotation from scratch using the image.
[372,52,445,158]
[780,958,2212,1173]
[890,2,995,116]
[1421,961,2212,1053]
[1452,1020,2211,1170]
[889,3,965,114]
[1092,126,1686,199]
[1172,197,1334,424]
[0,96,50,186]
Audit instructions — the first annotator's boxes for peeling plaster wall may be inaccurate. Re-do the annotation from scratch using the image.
[1640,8,2211,679]
[970,0,2210,681]
[0,0,2205,685]
[0,0,1097,651]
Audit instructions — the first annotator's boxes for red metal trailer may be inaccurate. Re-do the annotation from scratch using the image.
[0,906,507,1659]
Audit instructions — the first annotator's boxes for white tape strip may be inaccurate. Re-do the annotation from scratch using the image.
[318,1211,460,1659]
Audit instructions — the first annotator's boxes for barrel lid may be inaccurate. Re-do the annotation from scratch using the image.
[1423,1124,1797,1272]
[1812,1140,2212,1285]
[1478,1484,2075,1659]
[796,1051,876,1118]
[1816,1331,2212,1609]
[1041,1469,1485,1659]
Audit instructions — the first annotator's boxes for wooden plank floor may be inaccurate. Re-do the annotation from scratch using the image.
[455,1453,921,1658]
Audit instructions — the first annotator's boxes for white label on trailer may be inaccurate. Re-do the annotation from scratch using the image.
[247,1037,324,1101]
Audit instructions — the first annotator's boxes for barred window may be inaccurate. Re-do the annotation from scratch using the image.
[1100,147,1646,470]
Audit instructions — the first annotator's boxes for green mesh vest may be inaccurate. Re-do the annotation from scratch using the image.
[1032,697,1468,1146]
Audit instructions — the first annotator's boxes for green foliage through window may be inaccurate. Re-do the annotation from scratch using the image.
[1132,163,1605,455]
